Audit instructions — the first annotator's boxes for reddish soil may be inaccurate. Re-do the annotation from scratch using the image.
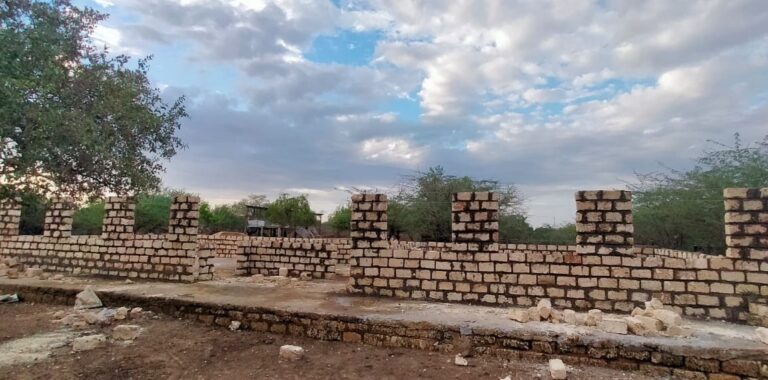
[0,303,653,380]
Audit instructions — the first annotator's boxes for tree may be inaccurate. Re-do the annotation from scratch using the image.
[391,166,526,241]
[327,204,351,233]
[631,133,768,252]
[0,0,187,201]
[230,194,268,218]
[199,202,247,233]
[499,214,533,243]
[265,194,317,231]
[134,192,172,234]
[72,201,105,235]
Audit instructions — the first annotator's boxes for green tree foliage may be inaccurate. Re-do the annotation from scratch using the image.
[199,202,247,234]
[18,192,45,234]
[631,134,768,252]
[327,204,351,232]
[0,0,187,200]
[134,193,172,234]
[265,194,317,229]
[499,214,533,242]
[529,223,576,244]
[391,166,526,241]
[72,201,104,235]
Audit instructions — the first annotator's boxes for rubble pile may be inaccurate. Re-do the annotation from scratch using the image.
[508,297,690,337]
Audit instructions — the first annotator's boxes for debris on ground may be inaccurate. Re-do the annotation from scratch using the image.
[453,354,469,366]
[279,345,305,361]
[72,334,106,352]
[112,325,142,341]
[757,327,768,345]
[115,307,129,320]
[229,321,241,331]
[74,286,102,310]
[506,297,688,338]
[549,358,567,379]
[0,293,19,303]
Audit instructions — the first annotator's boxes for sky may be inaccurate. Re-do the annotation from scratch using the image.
[79,0,768,225]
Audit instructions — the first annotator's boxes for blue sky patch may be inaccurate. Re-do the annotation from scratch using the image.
[304,30,381,66]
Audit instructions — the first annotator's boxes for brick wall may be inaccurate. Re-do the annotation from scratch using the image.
[575,190,633,255]
[451,192,499,253]
[43,198,74,238]
[0,196,212,282]
[102,196,135,240]
[346,190,768,322]
[235,239,338,278]
[724,188,768,260]
[0,197,20,236]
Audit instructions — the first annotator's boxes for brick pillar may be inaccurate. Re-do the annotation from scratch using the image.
[350,194,388,249]
[575,190,633,255]
[0,197,21,236]
[167,195,200,246]
[451,192,499,253]
[43,198,74,238]
[101,196,135,239]
[724,188,768,260]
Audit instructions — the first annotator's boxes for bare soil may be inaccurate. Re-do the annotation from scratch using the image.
[0,303,653,380]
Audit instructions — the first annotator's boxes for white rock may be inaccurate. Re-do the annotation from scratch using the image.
[550,309,563,323]
[129,307,143,318]
[549,358,567,379]
[645,298,664,311]
[584,309,603,326]
[229,321,242,331]
[454,354,468,366]
[508,308,530,323]
[299,272,313,281]
[279,345,304,361]
[562,309,576,325]
[115,307,129,320]
[74,286,102,310]
[499,376,511,380]
[113,325,141,340]
[278,267,289,277]
[652,309,681,329]
[537,299,552,320]
[527,307,542,322]
[598,319,628,335]
[756,327,768,345]
[72,334,106,351]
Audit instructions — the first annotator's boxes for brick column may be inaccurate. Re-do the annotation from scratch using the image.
[350,194,388,250]
[167,195,200,246]
[451,192,499,253]
[724,188,768,260]
[43,198,74,238]
[0,197,21,236]
[101,196,135,239]
[575,190,633,255]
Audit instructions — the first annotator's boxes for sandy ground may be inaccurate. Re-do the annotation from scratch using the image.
[0,303,656,380]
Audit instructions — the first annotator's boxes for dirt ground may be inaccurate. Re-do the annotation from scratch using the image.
[0,303,655,380]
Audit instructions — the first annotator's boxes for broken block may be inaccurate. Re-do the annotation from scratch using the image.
[549,358,567,379]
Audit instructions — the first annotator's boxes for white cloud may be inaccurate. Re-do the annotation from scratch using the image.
[360,137,425,166]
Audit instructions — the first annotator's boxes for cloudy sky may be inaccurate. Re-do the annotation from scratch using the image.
[82,0,768,225]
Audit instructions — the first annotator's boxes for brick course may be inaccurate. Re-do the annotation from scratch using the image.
[0,197,21,236]
[576,190,633,255]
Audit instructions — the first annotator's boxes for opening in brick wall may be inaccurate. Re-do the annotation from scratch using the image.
[19,194,45,235]
[72,201,105,235]
[134,194,171,234]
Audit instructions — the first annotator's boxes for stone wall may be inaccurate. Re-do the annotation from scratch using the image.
[235,239,338,278]
[0,197,20,236]
[347,190,768,322]
[451,192,499,253]
[724,188,768,260]
[0,196,212,282]
[575,190,633,255]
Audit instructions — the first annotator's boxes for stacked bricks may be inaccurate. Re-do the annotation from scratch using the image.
[575,190,633,255]
[724,188,768,260]
[350,194,388,250]
[101,196,135,240]
[236,239,337,279]
[0,197,21,236]
[43,198,74,238]
[451,192,499,253]
[167,195,200,249]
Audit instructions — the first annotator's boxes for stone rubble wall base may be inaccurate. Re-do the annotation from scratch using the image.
[0,195,211,282]
[6,284,766,380]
